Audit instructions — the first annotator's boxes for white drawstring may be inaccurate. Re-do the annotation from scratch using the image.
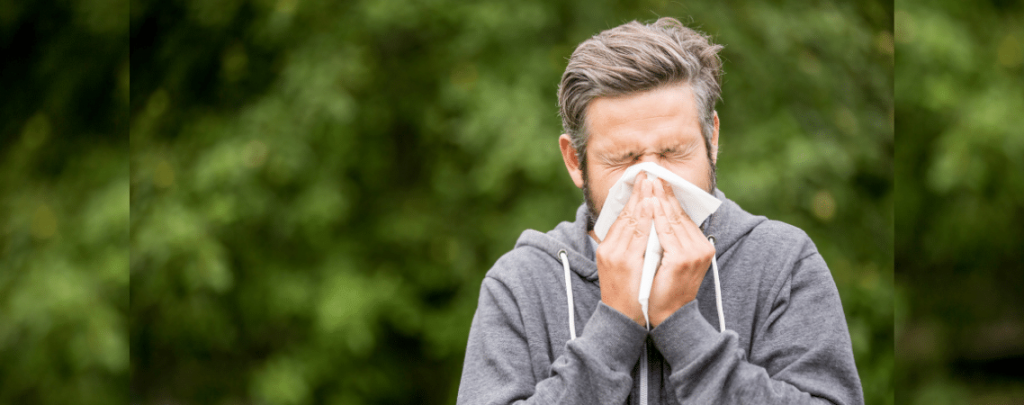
[558,249,577,340]
[709,236,726,333]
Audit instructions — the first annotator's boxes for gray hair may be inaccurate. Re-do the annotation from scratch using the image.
[558,17,724,171]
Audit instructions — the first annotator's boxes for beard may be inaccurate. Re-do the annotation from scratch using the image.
[583,152,717,231]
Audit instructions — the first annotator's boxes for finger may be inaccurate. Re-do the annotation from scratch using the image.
[659,179,685,217]
[658,179,704,244]
[651,190,683,249]
[623,171,647,216]
[675,206,705,246]
[606,171,643,224]
[654,177,668,200]
[653,179,688,240]
[602,172,647,248]
[603,206,634,247]
[624,177,656,253]
[625,197,655,254]
[642,176,655,199]
[653,178,678,219]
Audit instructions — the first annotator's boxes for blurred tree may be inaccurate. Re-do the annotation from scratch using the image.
[0,0,128,403]
[895,0,1024,403]
[129,0,892,404]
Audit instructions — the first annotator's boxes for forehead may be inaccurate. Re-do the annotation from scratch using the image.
[585,84,702,150]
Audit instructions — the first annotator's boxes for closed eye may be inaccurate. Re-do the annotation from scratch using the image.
[599,151,642,167]
[659,142,699,160]
[597,141,700,166]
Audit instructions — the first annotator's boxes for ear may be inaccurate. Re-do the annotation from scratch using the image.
[710,111,720,164]
[559,134,585,189]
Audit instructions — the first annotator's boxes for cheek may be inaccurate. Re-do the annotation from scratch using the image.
[673,161,712,189]
[590,179,612,202]
[587,170,621,204]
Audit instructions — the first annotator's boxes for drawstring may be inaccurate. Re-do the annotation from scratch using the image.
[558,249,577,340]
[709,236,726,333]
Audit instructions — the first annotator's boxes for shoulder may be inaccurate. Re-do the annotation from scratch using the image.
[739,219,819,264]
[725,218,831,301]
[484,232,559,289]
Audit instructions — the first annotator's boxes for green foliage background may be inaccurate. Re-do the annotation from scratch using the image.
[127,0,892,404]
[128,0,893,403]
[0,0,128,403]
[894,0,1024,403]
[3,0,893,403]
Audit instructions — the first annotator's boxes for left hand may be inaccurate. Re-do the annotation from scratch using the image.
[647,178,716,328]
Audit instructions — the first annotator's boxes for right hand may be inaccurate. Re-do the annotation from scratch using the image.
[595,173,655,326]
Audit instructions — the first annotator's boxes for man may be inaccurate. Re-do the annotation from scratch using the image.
[457,17,863,405]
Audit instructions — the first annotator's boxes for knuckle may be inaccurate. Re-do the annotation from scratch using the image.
[702,243,715,256]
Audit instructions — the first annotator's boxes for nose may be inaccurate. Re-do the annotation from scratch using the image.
[638,153,661,165]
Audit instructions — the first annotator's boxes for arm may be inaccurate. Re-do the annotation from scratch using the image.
[456,277,646,405]
[643,177,862,403]
[649,253,864,405]
[459,174,655,404]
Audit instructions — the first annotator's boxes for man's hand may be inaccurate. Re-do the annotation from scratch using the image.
[595,173,655,326]
[648,178,715,328]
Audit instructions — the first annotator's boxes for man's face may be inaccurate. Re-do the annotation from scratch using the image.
[559,83,719,231]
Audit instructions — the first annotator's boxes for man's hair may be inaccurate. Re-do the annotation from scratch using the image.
[557,17,724,170]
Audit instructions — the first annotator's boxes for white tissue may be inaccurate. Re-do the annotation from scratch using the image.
[593,162,721,328]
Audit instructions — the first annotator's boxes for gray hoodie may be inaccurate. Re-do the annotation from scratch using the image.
[457,190,864,405]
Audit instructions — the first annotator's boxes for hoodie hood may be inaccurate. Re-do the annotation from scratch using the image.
[513,189,769,282]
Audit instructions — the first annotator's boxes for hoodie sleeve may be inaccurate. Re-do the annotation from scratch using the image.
[649,252,864,405]
[457,276,648,405]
